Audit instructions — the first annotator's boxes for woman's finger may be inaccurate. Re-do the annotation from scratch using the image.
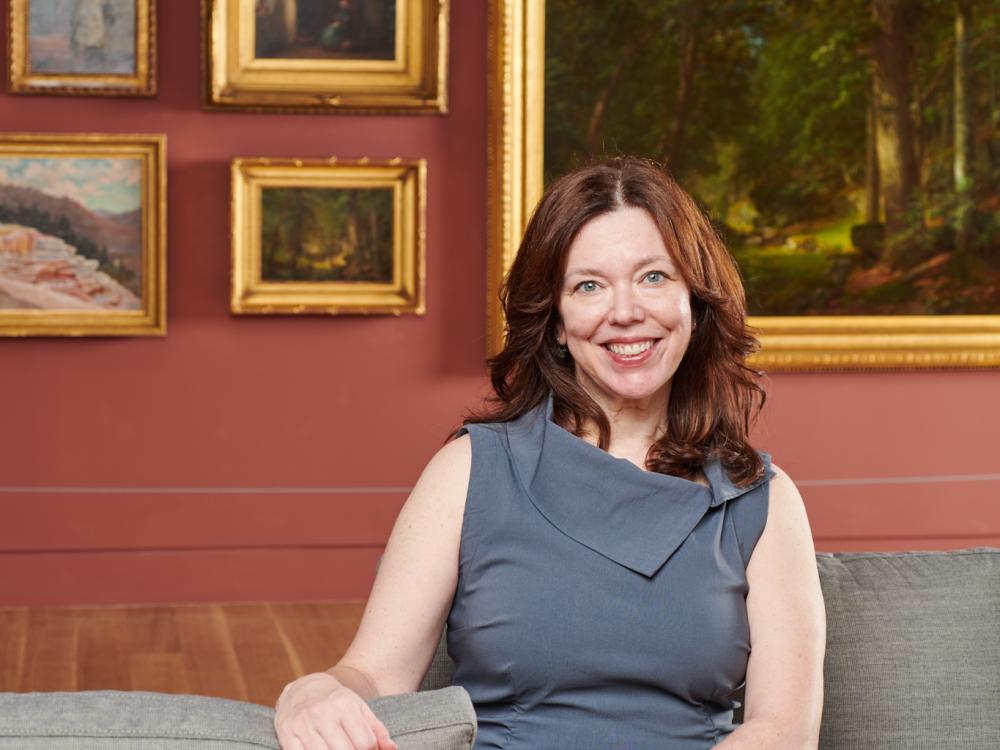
[338,709,380,750]
[306,724,350,750]
[361,703,398,750]
[275,729,309,750]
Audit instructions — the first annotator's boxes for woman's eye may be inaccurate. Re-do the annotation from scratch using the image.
[575,280,599,293]
[644,271,666,283]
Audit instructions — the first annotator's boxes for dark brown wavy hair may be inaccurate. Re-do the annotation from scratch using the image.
[467,157,765,485]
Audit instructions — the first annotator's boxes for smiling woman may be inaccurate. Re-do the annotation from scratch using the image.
[273,158,825,750]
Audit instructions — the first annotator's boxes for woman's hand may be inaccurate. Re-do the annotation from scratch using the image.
[275,672,398,750]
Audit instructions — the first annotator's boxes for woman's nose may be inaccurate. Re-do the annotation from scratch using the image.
[607,288,645,325]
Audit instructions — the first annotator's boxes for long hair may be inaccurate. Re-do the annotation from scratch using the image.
[467,157,765,485]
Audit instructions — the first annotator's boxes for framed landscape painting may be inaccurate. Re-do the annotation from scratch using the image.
[0,134,166,336]
[204,0,448,112]
[231,157,425,315]
[8,0,156,96]
[487,0,1000,369]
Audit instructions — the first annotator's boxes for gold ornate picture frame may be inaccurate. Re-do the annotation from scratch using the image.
[204,0,448,112]
[0,133,167,336]
[8,0,157,96]
[231,157,426,316]
[487,0,1000,370]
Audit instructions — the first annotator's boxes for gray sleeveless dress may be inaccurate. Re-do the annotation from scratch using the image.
[448,396,773,749]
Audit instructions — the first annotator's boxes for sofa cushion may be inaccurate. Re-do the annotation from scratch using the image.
[818,548,1000,750]
[0,691,279,749]
[0,686,476,750]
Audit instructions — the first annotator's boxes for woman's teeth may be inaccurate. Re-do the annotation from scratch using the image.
[606,340,653,356]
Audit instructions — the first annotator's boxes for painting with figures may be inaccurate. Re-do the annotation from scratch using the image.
[28,0,137,75]
[255,0,396,61]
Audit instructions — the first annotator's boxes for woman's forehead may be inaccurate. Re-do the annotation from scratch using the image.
[563,208,676,273]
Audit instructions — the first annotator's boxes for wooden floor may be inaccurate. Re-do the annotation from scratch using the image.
[0,601,365,707]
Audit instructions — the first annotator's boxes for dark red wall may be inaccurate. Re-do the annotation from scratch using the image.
[2,1,998,606]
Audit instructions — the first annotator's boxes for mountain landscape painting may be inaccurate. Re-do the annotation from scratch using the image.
[0,156,143,311]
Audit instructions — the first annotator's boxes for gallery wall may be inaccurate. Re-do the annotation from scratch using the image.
[1,0,998,606]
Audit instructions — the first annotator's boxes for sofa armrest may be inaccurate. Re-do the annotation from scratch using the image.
[0,690,279,748]
[370,686,477,750]
[0,687,476,750]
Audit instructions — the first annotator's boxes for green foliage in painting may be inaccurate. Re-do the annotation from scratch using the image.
[546,0,999,316]
[261,187,394,283]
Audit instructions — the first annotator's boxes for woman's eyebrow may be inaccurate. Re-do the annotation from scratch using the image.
[565,256,670,278]
[564,266,604,278]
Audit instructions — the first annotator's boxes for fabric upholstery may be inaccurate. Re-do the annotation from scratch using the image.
[817,548,1000,750]
[0,687,476,750]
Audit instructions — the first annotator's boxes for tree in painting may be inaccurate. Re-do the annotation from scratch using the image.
[261,187,394,283]
[545,0,999,315]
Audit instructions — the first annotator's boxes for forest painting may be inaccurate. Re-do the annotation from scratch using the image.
[545,0,999,316]
[260,187,394,283]
[255,0,396,60]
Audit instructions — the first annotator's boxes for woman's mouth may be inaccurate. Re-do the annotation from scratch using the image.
[602,338,659,365]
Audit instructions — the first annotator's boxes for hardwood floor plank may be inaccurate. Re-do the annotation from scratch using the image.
[21,608,77,691]
[223,604,298,708]
[121,605,182,654]
[75,607,132,691]
[175,605,249,702]
[0,609,28,691]
[269,601,365,678]
[130,653,192,694]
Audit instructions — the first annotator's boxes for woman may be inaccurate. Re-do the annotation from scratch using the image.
[275,158,826,749]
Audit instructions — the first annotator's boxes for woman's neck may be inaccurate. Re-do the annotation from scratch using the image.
[578,390,671,469]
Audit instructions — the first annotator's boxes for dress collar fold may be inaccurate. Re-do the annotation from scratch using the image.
[502,395,772,578]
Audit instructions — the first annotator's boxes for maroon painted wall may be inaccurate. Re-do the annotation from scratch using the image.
[2,1,998,606]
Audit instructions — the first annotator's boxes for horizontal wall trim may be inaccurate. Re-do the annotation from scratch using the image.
[797,473,1000,487]
[0,544,380,555]
[0,487,412,494]
[2,472,999,494]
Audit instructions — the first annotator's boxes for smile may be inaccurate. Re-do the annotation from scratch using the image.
[604,339,655,356]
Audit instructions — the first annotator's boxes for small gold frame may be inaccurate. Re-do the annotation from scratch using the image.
[204,0,448,113]
[0,133,167,336]
[231,157,426,316]
[487,0,1000,370]
[8,0,157,96]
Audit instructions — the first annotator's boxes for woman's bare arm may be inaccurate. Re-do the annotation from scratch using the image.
[716,465,826,749]
[274,435,471,749]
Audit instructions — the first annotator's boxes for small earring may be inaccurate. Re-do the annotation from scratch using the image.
[556,339,568,358]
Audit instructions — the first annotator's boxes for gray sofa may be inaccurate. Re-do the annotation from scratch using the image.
[1,549,997,749]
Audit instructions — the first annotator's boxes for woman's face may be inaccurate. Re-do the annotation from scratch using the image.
[556,206,693,414]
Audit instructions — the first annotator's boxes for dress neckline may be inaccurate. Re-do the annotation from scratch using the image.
[500,394,772,577]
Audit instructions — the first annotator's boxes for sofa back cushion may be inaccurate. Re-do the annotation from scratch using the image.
[818,548,1000,749]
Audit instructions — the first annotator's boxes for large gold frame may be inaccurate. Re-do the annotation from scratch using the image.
[204,0,448,112]
[0,134,167,337]
[8,0,156,96]
[231,157,426,316]
[486,0,1000,370]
